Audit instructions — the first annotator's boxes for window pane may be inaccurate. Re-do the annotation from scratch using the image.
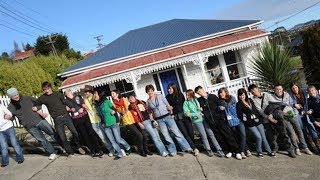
[226,51,245,81]
[224,51,237,65]
[115,80,133,93]
[205,56,219,70]
[205,55,224,85]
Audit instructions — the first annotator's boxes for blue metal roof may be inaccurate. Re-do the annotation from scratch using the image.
[64,19,260,74]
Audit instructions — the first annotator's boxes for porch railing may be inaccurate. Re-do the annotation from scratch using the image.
[207,76,254,98]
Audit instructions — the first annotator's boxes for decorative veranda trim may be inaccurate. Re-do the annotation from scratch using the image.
[61,35,268,92]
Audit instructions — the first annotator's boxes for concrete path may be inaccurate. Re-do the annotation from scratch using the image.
[1,152,319,180]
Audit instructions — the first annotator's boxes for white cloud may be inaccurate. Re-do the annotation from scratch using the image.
[214,0,320,21]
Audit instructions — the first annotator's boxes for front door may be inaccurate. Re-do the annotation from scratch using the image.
[159,69,180,96]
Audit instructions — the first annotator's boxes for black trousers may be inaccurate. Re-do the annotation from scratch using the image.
[264,121,294,152]
[54,114,81,154]
[209,120,239,152]
[126,123,149,153]
[175,114,196,150]
[73,114,101,153]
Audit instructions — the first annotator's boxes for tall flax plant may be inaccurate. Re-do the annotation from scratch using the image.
[249,42,298,91]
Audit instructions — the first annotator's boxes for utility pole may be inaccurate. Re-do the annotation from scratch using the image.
[42,34,58,56]
[48,34,58,56]
[93,35,104,49]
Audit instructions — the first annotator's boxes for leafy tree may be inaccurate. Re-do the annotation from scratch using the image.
[0,54,77,95]
[13,40,20,53]
[21,42,26,51]
[1,52,9,59]
[249,42,298,91]
[300,23,320,89]
[35,34,69,55]
[25,43,33,51]
[62,48,82,60]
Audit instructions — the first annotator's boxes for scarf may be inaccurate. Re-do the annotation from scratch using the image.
[129,99,151,122]
[113,98,127,114]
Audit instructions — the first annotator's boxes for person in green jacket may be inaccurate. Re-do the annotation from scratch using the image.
[94,90,131,160]
[183,89,224,157]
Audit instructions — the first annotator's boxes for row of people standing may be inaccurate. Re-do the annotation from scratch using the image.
[2,81,320,166]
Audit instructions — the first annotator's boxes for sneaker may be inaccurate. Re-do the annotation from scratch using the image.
[146,151,153,156]
[295,148,302,156]
[235,153,242,160]
[17,160,24,164]
[288,150,297,158]
[241,152,246,159]
[121,149,127,157]
[78,147,86,155]
[139,152,147,157]
[125,148,132,156]
[216,150,225,158]
[187,148,193,153]
[301,148,313,155]
[114,156,121,160]
[225,152,232,158]
[257,153,264,159]
[93,151,104,158]
[207,150,214,157]
[169,152,177,157]
[1,164,8,167]
[49,153,57,160]
[193,149,200,156]
[161,152,168,157]
[108,152,114,157]
[268,152,276,157]
[246,150,252,157]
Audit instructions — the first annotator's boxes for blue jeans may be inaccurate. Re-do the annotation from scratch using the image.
[104,124,130,157]
[28,120,56,154]
[142,119,167,155]
[203,121,222,151]
[0,127,24,165]
[296,113,318,140]
[230,122,248,152]
[194,121,211,151]
[157,116,191,154]
[248,124,272,154]
[92,123,114,153]
[287,116,308,149]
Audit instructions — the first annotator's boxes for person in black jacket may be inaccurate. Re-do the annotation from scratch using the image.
[195,86,238,158]
[307,86,320,134]
[236,88,275,158]
[33,81,85,157]
[64,89,103,157]
[166,83,198,155]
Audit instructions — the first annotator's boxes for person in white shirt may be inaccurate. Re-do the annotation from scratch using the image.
[0,103,24,167]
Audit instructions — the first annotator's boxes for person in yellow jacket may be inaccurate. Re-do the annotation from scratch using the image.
[81,85,114,156]
[111,90,144,155]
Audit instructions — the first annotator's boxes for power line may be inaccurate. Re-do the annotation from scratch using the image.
[266,0,320,30]
[0,8,51,33]
[0,0,56,31]
[0,3,52,33]
[0,18,38,36]
[0,23,36,37]
[11,0,46,17]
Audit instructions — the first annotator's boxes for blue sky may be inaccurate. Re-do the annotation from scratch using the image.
[1,0,320,54]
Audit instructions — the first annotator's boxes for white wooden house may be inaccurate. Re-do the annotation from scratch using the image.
[59,19,268,99]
